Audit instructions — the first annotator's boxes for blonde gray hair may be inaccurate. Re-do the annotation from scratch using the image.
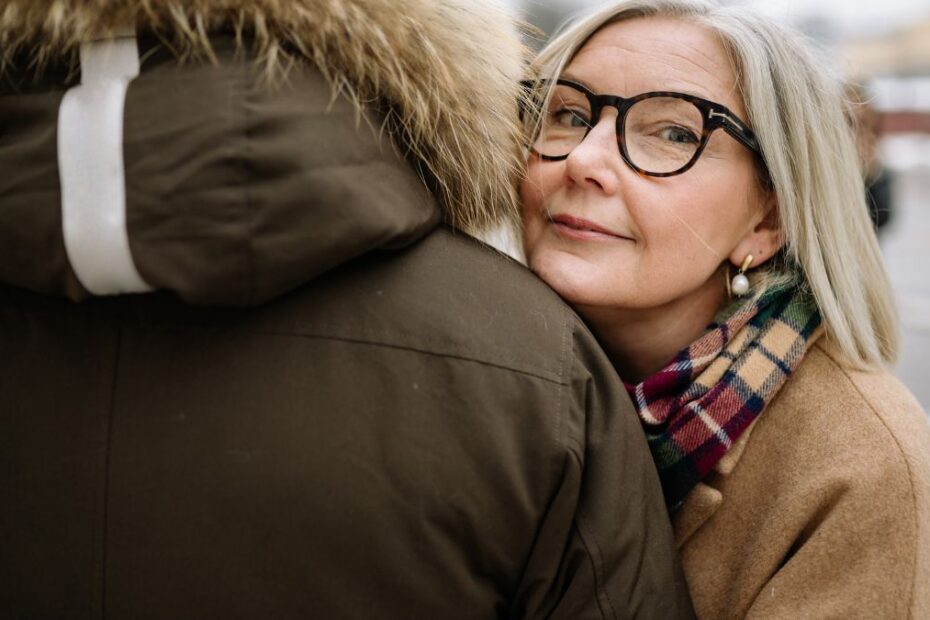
[528,0,898,366]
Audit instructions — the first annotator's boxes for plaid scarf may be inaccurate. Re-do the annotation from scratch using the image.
[626,285,821,512]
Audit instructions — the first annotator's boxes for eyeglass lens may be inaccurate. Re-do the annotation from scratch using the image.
[534,83,705,175]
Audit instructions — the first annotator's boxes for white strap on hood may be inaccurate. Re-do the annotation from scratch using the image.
[58,29,154,295]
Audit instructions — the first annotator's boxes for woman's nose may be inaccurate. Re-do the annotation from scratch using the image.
[564,109,623,194]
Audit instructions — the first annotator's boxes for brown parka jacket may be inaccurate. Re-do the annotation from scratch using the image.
[0,1,693,618]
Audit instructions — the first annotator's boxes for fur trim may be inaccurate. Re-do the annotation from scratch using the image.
[0,0,528,231]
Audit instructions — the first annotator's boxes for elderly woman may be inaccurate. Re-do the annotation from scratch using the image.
[520,0,930,617]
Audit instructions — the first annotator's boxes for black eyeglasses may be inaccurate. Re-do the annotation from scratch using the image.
[522,78,762,177]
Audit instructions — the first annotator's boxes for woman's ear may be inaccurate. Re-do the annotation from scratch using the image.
[729,192,783,269]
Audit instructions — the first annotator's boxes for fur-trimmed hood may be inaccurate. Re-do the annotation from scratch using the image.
[1,0,527,229]
[0,0,525,303]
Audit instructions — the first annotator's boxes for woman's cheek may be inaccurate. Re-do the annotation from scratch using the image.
[519,181,550,256]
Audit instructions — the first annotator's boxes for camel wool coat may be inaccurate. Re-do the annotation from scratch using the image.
[674,330,930,619]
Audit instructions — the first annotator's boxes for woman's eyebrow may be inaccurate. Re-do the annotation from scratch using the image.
[558,71,713,102]
[559,73,596,91]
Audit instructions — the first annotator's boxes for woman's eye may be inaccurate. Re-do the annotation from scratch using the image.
[552,109,590,128]
[658,125,699,144]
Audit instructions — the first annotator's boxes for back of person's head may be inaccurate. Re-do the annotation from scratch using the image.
[526,0,898,367]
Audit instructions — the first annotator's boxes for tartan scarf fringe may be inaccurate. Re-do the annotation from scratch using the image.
[627,284,822,511]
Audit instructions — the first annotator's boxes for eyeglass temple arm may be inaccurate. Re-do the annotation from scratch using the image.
[709,109,761,153]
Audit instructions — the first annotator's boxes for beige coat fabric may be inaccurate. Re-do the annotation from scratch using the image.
[674,330,930,619]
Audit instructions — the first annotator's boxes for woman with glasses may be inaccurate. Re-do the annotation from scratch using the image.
[519,0,930,616]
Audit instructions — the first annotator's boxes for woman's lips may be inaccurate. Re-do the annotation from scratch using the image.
[549,214,630,241]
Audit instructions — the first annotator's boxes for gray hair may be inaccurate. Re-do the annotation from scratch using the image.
[527,0,898,366]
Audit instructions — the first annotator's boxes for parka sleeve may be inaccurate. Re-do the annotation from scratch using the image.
[511,321,694,619]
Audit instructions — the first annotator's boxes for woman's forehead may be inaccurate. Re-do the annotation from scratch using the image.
[567,16,743,110]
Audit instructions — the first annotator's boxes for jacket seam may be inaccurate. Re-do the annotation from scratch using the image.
[569,449,618,620]
[553,309,568,494]
[0,292,570,381]
[97,325,122,618]
[559,317,616,620]
[506,310,573,619]
[814,343,921,615]
[267,330,567,384]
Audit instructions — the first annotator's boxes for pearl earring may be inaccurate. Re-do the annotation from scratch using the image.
[730,254,754,297]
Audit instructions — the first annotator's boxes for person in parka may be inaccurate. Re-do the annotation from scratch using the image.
[0,0,694,618]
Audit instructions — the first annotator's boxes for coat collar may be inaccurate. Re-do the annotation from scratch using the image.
[672,327,828,546]
[672,420,757,547]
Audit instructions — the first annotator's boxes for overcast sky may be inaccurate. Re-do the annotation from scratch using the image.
[738,0,930,36]
[512,0,930,39]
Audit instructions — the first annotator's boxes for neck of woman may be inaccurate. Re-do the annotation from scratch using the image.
[577,273,728,384]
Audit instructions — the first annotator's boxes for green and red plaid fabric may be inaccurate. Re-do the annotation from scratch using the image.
[626,284,821,511]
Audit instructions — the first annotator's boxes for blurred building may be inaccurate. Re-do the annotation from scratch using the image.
[518,0,579,49]
[842,18,930,78]
[841,17,930,136]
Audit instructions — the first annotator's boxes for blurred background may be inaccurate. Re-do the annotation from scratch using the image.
[505,0,930,410]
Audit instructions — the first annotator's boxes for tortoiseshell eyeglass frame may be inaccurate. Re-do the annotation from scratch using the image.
[522,78,764,178]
